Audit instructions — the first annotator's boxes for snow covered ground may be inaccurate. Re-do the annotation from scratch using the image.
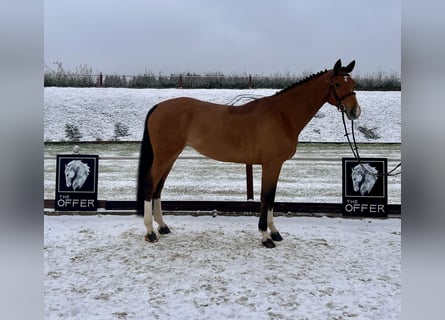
[44,215,401,320]
[44,88,401,143]
[44,88,401,319]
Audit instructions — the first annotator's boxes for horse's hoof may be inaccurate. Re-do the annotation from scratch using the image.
[144,232,158,242]
[158,225,171,234]
[271,232,283,241]
[262,238,276,248]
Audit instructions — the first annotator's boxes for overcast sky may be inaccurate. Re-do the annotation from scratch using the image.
[44,0,400,76]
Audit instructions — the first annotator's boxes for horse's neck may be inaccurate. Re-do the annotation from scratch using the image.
[77,164,87,177]
[275,72,331,135]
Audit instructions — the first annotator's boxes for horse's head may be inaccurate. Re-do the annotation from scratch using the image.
[327,59,361,121]
[351,164,378,195]
[65,162,76,188]
[65,160,90,190]
[351,165,365,193]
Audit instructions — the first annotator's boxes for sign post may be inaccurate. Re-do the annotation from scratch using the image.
[342,158,388,217]
[55,154,99,211]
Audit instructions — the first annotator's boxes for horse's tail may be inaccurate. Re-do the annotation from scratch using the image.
[136,105,158,216]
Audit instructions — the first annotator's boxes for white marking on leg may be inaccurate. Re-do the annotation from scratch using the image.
[144,200,155,234]
[261,230,271,242]
[267,209,279,234]
[153,198,166,227]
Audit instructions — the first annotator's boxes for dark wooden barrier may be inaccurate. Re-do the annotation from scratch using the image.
[44,199,400,217]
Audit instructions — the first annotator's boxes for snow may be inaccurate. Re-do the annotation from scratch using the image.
[44,215,401,319]
[44,88,401,203]
[44,88,401,143]
[44,88,401,319]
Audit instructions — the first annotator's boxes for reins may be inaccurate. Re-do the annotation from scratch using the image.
[340,111,401,177]
[228,86,401,177]
[328,74,401,177]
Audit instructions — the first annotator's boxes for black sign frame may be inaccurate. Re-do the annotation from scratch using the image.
[55,154,99,211]
[342,158,388,217]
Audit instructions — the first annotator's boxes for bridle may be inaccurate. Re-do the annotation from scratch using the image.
[329,74,357,112]
[330,75,402,177]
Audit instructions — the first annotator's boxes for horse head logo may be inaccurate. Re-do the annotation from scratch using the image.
[351,163,378,196]
[65,160,90,191]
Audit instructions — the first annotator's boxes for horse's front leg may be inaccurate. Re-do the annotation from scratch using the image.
[259,163,284,248]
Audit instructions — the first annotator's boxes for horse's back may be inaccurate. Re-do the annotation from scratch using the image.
[146,96,296,163]
[147,96,226,139]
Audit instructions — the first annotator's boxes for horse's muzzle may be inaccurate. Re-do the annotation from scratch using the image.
[346,105,361,121]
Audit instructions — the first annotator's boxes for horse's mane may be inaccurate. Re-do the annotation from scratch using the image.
[275,69,328,96]
[69,160,90,174]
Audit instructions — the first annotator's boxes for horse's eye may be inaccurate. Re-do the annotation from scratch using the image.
[335,82,341,88]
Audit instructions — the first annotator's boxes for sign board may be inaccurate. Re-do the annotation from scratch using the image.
[342,158,387,217]
[55,154,99,211]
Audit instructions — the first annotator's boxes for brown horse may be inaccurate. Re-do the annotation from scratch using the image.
[137,59,361,248]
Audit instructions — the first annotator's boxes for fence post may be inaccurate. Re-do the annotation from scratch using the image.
[248,74,252,89]
[98,72,103,87]
[246,164,254,200]
[179,74,183,88]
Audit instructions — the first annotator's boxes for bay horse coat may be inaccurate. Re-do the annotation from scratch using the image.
[137,59,361,248]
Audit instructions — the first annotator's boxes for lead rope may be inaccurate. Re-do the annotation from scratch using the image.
[341,111,401,177]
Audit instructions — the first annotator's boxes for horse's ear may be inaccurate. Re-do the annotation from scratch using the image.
[344,60,355,73]
[333,59,342,74]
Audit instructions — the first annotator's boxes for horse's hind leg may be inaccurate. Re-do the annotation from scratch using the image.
[143,200,157,242]
[142,163,170,242]
[153,168,173,235]
[144,153,180,241]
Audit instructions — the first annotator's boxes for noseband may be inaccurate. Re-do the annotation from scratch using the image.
[333,90,356,112]
[329,76,356,112]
